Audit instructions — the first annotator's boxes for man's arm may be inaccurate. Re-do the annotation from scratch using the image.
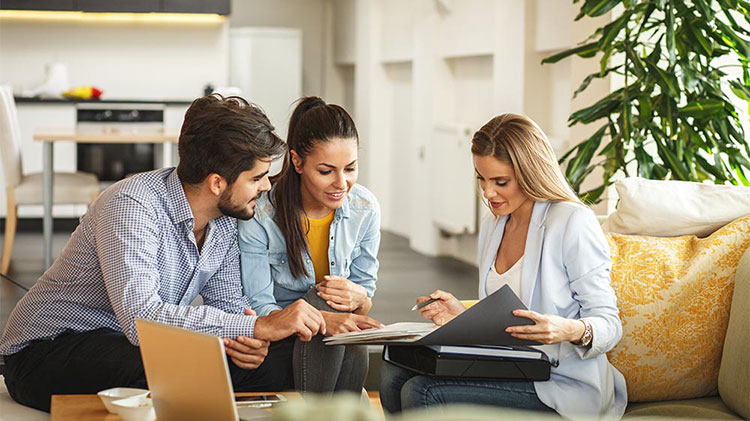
[94,194,256,345]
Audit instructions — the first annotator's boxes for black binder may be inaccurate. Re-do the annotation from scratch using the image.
[383,344,551,381]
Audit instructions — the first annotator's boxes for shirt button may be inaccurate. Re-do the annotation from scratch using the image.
[281,260,285,264]
[330,261,335,266]
[330,236,334,240]
[306,259,311,264]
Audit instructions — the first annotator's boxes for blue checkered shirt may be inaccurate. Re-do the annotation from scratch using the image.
[0,168,257,356]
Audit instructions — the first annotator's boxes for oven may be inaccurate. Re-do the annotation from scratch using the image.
[76,103,165,182]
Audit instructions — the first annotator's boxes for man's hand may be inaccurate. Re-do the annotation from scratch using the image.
[316,276,369,312]
[223,336,269,370]
[321,311,383,336]
[253,299,326,342]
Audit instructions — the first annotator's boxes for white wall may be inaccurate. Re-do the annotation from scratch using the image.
[326,0,611,265]
[0,18,228,100]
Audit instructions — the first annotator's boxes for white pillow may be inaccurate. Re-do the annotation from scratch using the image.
[602,177,750,237]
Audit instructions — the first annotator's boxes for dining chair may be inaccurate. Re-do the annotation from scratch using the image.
[0,86,101,274]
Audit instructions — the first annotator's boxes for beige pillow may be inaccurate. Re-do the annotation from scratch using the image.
[606,216,750,402]
[603,178,750,237]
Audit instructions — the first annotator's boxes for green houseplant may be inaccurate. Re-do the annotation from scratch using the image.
[543,0,750,203]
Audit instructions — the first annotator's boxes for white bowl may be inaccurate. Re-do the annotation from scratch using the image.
[111,395,156,421]
[97,387,149,414]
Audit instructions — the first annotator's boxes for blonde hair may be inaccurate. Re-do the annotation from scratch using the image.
[471,113,582,204]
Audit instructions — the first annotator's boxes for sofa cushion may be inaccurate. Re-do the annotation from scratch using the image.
[602,177,750,238]
[718,246,750,419]
[623,396,742,419]
[606,216,750,402]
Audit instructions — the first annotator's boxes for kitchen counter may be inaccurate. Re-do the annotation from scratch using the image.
[14,96,194,106]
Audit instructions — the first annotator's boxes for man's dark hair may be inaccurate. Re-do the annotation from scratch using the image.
[177,94,286,185]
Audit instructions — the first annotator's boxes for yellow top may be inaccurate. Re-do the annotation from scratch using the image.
[305,211,335,283]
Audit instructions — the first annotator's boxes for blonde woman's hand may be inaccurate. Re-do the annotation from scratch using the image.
[505,310,586,344]
[417,290,466,326]
[316,275,369,312]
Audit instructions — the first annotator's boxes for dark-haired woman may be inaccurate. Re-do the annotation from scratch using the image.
[238,97,383,393]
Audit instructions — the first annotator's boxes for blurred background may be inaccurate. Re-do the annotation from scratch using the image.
[1,0,746,328]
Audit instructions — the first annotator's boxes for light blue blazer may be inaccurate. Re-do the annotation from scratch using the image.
[478,201,627,420]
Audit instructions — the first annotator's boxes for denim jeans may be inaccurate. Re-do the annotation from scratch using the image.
[3,327,294,412]
[380,361,555,414]
[294,288,368,393]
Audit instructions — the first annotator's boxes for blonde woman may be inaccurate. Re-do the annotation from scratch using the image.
[380,114,627,419]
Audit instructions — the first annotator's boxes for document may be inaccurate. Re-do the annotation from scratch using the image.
[323,322,438,344]
[323,285,540,347]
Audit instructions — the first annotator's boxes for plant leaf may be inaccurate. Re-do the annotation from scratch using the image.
[565,125,608,187]
[579,0,622,18]
[678,99,725,118]
[542,42,600,64]
[645,60,680,99]
[729,79,750,102]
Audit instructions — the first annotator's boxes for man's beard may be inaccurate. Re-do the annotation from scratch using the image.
[218,191,258,220]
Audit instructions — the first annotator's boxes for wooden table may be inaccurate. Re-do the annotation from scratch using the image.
[33,128,179,269]
[50,392,301,421]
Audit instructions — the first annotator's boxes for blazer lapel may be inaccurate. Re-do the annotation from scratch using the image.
[478,215,507,299]
[520,201,551,306]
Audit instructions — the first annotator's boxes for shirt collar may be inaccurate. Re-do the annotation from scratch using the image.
[336,193,351,219]
[165,169,195,226]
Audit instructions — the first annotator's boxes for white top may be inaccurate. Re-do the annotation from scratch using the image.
[486,255,523,299]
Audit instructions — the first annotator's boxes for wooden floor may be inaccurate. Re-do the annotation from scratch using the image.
[368,391,384,417]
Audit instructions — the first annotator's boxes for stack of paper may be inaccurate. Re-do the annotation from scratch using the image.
[425,345,543,359]
[322,322,438,345]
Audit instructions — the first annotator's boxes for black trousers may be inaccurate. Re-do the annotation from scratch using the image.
[3,327,294,412]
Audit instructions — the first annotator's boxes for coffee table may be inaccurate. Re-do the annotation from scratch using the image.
[50,392,301,420]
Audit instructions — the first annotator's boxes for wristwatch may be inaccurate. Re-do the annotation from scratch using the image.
[575,319,593,347]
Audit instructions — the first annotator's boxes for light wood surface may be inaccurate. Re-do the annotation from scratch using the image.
[50,392,302,421]
[34,127,179,143]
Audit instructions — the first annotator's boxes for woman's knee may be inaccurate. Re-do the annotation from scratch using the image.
[401,375,442,410]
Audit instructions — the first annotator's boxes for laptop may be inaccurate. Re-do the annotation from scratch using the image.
[135,318,270,421]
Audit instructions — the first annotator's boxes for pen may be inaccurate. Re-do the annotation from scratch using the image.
[411,297,439,311]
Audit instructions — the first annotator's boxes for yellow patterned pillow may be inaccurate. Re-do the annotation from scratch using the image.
[606,216,750,402]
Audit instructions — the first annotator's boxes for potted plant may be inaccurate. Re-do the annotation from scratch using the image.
[543,0,750,203]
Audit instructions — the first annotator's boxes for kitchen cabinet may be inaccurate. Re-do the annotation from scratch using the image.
[0,0,230,15]
[1,0,76,11]
[78,0,158,13]
[161,0,229,15]
[229,28,302,141]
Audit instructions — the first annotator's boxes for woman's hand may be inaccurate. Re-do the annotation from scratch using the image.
[321,311,384,336]
[316,275,369,312]
[506,310,586,344]
[416,290,466,326]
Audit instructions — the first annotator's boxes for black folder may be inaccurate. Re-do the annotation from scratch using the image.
[327,285,541,347]
[383,344,551,381]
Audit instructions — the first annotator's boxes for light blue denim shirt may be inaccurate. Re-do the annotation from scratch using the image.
[238,183,381,316]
